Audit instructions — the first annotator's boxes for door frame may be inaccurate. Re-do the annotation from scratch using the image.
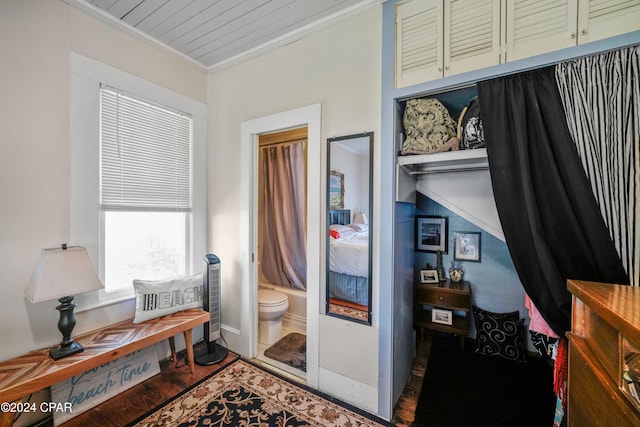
[239,103,322,388]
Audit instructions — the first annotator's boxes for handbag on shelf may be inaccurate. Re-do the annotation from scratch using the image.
[457,96,485,150]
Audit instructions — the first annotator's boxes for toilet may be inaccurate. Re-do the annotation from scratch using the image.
[258,289,289,345]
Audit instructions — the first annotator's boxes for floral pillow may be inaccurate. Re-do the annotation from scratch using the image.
[473,306,526,362]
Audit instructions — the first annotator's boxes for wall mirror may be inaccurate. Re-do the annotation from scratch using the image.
[326,132,373,324]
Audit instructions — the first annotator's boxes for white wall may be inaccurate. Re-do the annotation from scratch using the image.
[0,0,207,361]
[331,142,369,218]
[207,7,382,413]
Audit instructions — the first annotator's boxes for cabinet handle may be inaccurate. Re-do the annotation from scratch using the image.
[581,29,587,35]
[445,66,449,71]
[571,33,576,39]
[439,296,445,301]
[438,67,443,72]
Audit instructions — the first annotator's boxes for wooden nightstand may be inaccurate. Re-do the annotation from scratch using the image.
[415,280,471,349]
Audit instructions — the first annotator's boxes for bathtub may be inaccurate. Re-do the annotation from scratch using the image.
[258,282,306,333]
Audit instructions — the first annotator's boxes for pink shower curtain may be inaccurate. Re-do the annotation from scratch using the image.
[261,141,307,290]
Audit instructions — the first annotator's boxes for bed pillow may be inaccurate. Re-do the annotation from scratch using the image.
[329,224,355,240]
[347,223,369,233]
[473,306,526,362]
[133,273,204,323]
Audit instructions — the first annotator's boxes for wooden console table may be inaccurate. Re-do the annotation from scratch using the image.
[0,308,208,426]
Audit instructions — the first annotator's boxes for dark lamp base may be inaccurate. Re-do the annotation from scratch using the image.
[50,295,83,361]
[50,341,84,361]
[195,342,228,366]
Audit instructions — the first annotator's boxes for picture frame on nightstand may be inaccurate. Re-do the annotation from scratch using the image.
[432,308,453,325]
[420,269,439,284]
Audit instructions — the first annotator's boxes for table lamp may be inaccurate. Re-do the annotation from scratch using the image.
[25,244,104,360]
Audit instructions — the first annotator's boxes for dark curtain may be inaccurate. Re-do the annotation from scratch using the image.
[477,66,629,337]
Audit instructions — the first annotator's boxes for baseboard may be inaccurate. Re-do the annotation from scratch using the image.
[220,323,241,353]
[283,312,306,333]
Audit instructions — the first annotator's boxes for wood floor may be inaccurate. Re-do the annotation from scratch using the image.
[44,338,431,426]
[391,334,431,426]
[55,342,239,427]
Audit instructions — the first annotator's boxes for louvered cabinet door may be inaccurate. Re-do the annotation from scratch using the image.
[577,0,640,44]
[505,0,579,61]
[444,0,501,76]
[395,0,443,88]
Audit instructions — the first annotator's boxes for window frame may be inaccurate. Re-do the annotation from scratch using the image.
[71,52,207,310]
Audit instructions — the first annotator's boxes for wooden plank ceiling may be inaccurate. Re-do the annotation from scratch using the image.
[72,0,369,69]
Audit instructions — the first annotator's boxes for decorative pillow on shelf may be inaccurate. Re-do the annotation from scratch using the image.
[473,306,527,362]
[133,273,204,323]
[401,97,459,155]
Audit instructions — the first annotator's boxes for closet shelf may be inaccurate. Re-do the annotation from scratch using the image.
[397,148,488,175]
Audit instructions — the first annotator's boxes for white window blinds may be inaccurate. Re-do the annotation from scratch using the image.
[100,86,192,211]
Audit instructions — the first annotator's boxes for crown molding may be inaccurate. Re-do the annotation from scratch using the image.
[62,0,381,74]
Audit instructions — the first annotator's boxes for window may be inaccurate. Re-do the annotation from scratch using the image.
[100,87,192,293]
[71,52,207,308]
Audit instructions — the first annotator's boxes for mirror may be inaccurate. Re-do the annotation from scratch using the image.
[326,132,373,324]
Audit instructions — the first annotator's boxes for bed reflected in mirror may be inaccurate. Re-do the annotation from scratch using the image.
[326,132,373,324]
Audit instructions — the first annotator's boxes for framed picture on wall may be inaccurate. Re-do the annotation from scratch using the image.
[453,231,481,262]
[329,170,344,209]
[415,216,448,253]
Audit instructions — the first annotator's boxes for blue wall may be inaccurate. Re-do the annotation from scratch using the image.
[415,192,529,338]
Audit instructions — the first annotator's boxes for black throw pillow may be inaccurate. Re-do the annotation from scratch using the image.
[473,306,526,362]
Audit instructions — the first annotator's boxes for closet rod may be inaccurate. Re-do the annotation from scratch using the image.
[405,165,489,175]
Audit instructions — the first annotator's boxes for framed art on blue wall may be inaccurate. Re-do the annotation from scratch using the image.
[453,231,481,262]
[415,216,447,253]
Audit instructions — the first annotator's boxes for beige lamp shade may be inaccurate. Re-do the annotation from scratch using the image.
[353,212,368,225]
[25,246,104,303]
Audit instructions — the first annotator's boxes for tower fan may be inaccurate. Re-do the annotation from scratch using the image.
[195,254,228,365]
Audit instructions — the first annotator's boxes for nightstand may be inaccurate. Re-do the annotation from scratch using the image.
[415,280,471,349]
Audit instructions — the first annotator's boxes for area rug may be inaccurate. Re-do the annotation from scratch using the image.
[129,358,391,427]
[329,299,368,322]
[264,332,307,372]
[412,335,556,427]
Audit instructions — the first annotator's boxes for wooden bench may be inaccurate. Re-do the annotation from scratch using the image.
[0,308,209,427]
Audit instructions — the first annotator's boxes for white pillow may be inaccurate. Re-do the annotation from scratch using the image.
[133,273,204,323]
[347,223,369,233]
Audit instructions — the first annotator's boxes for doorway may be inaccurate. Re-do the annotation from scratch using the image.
[239,104,321,389]
[255,127,308,378]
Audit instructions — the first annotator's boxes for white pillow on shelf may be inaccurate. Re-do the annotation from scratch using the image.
[132,273,204,323]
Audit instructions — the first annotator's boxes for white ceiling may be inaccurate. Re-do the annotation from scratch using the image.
[65,0,378,70]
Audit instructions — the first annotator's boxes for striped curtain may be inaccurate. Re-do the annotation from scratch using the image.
[555,46,640,286]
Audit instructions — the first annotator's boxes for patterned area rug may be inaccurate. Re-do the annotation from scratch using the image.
[130,358,390,427]
[328,299,368,322]
[264,332,307,372]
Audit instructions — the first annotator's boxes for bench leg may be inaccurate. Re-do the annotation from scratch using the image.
[183,329,195,374]
[0,412,15,427]
[168,336,177,365]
